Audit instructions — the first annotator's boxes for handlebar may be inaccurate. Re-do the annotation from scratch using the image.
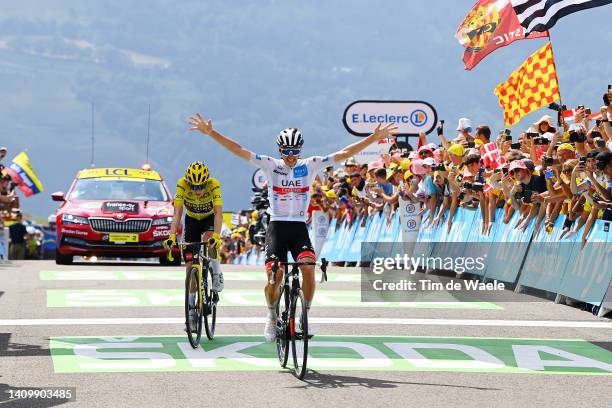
[164,240,216,262]
[270,258,328,283]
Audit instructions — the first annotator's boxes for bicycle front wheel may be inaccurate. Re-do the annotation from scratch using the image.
[204,265,217,340]
[276,285,290,367]
[185,266,203,348]
[291,289,308,379]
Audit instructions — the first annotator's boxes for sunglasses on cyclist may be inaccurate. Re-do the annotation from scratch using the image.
[280,148,302,156]
[190,184,205,191]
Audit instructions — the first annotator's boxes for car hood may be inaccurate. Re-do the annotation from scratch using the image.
[60,200,174,219]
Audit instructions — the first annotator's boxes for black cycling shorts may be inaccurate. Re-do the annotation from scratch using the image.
[264,221,316,267]
[183,214,214,261]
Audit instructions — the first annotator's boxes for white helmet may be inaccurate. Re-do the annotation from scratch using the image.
[276,128,304,149]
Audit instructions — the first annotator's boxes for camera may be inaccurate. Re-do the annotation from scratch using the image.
[526,132,539,139]
[467,141,475,148]
[522,190,534,204]
[534,137,549,145]
[579,157,587,164]
[463,181,484,192]
[504,129,511,136]
[585,108,591,115]
[548,102,567,112]
[543,156,554,165]
[458,192,466,201]
[510,142,521,149]
[432,164,446,171]
[505,135,513,142]
[569,131,586,143]
[596,139,605,148]
[471,182,484,192]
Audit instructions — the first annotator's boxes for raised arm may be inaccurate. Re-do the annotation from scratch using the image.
[189,113,253,161]
[331,123,398,164]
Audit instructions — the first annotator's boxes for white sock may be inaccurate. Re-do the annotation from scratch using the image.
[210,259,222,277]
[267,305,277,320]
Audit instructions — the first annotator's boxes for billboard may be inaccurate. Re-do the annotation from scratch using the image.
[343,100,437,137]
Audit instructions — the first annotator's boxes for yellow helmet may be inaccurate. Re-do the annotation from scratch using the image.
[185,161,209,185]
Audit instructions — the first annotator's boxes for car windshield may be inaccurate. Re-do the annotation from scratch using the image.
[69,178,169,201]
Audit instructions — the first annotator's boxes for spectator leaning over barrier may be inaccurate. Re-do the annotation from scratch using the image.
[575,151,612,243]
[502,159,547,231]
[8,212,27,260]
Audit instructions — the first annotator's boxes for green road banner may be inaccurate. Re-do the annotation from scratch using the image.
[40,270,360,282]
[50,335,612,375]
[46,289,501,309]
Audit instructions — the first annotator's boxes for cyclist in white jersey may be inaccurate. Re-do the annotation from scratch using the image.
[189,113,397,342]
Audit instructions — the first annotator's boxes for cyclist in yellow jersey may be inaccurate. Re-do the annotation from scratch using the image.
[165,162,224,300]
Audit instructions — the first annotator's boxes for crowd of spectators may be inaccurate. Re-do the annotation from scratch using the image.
[306,95,612,244]
[222,89,612,264]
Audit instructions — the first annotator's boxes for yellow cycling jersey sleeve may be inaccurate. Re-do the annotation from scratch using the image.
[174,177,222,220]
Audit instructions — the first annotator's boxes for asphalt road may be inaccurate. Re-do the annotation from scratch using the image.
[1,260,611,408]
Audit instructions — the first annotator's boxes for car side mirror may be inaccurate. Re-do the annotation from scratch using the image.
[51,191,65,202]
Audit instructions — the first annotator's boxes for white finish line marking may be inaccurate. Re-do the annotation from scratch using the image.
[0,317,610,328]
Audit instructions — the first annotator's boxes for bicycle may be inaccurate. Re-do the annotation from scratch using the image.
[166,241,219,348]
[271,258,328,379]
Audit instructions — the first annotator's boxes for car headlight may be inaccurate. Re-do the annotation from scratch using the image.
[62,214,89,225]
[152,216,173,226]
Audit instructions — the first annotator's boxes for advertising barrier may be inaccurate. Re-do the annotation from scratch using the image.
[0,227,8,261]
[231,207,611,312]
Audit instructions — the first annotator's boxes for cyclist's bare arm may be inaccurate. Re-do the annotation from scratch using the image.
[331,123,398,164]
[213,205,222,236]
[190,113,253,161]
[169,205,183,237]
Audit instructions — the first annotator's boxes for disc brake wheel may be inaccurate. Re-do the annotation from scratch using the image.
[276,286,290,367]
[204,266,217,340]
[185,267,203,348]
[291,289,308,379]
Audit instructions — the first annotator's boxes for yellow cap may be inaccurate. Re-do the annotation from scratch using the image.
[474,139,484,146]
[399,159,411,170]
[448,143,465,157]
[404,170,413,180]
[389,163,398,170]
[325,190,337,199]
[558,143,575,152]
[322,185,330,191]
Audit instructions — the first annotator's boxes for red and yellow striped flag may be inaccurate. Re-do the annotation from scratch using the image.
[494,42,560,126]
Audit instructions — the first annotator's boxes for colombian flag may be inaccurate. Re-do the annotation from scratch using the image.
[3,151,44,197]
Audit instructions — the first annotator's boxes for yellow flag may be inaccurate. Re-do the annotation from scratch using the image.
[494,42,560,126]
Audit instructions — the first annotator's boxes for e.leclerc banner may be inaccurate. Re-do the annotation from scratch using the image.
[343,101,437,137]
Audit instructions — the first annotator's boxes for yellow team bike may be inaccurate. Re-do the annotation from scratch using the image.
[166,241,219,348]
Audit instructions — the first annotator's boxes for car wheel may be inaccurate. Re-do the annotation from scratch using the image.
[55,251,74,265]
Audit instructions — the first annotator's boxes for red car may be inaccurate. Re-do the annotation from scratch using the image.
[52,167,181,265]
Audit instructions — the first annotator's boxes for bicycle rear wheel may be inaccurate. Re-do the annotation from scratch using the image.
[204,265,217,340]
[276,286,290,367]
[185,267,203,348]
[291,289,308,379]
